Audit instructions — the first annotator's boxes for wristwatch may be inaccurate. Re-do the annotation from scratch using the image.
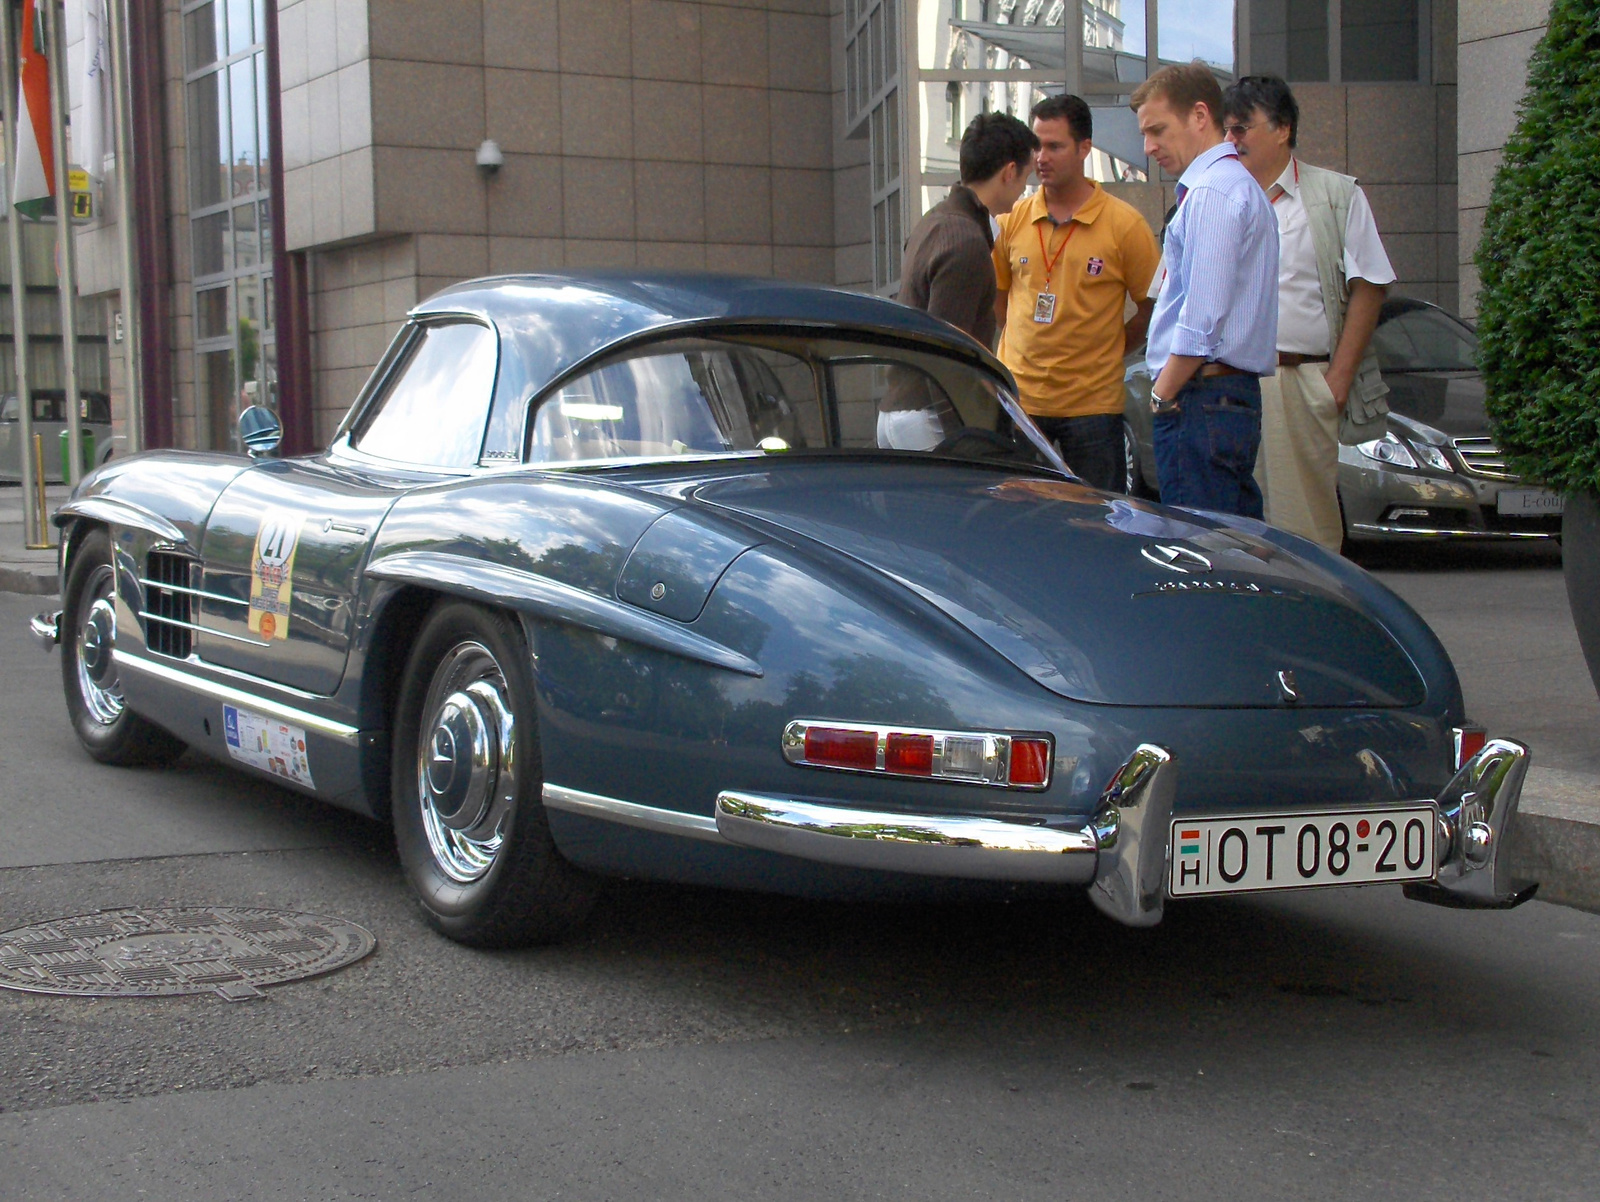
[1150,391,1180,415]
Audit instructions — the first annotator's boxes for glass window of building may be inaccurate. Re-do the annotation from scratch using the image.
[182,0,275,451]
[846,0,905,292]
[894,1,1429,285]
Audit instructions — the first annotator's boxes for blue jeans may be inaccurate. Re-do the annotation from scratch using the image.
[1152,374,1264,518]
[1032,413,1124,492]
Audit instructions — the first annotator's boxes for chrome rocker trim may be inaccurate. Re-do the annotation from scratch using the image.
[542,784,725,844]
[112,650,362,746]
[29,611,62,653]
[1406,737,1538,910]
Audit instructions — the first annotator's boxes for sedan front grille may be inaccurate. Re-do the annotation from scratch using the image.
[144,551,195,658]
[1450,436,1517,481]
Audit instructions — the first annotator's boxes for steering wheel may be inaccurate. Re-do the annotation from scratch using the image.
[930,426,1018,457]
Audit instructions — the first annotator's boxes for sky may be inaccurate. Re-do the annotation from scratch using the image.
[1119,1,1237,71]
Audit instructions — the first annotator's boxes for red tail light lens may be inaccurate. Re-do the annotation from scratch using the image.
[1008,738,1051,787]
[804,726,878,771]
[1453,725,1487,770]
[885,732,935,775]
[784,722,1051,789]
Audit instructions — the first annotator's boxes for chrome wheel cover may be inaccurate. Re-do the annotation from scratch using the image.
[75,565,125,726]
[416,641,517,883]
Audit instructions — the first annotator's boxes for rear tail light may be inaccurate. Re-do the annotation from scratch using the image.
[1452,725,1487,771]
[783,721,1052,790]
[1008,738,1051,787]
[803,726,878,771]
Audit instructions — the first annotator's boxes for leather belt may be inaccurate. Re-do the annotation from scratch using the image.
[1197,362,1254,378]
[1278,352,1330,368]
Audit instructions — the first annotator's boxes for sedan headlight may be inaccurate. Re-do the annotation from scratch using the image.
[1357,433,1418,469]
[1411,441,1454,473]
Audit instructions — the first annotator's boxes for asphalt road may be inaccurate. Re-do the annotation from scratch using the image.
[2,561,1598,1200]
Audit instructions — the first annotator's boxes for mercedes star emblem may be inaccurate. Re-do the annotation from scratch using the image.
[1141,544,1214,574]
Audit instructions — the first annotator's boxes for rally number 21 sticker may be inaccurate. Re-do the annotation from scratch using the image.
[248,509,305,640]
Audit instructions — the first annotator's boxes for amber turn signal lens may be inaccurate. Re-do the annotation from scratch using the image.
[884,732,934,775]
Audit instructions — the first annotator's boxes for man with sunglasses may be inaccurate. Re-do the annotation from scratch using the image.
[1223,74,1396,551]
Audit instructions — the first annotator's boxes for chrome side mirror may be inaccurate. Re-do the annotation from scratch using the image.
[238,405,282,457]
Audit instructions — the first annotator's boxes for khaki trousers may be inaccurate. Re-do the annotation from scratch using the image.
[1255,362,1344,551]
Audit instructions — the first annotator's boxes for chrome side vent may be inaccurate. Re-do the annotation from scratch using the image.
[1451,436,1516,481]
[144,551,195,658]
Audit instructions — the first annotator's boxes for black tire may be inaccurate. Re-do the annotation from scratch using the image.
[1123,419,1159,500]
[391,600,595,947]
[60,528,187,767]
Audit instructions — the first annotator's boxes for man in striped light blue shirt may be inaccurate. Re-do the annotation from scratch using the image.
[1134,63,1279,518]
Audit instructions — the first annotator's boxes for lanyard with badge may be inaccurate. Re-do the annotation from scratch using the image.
[1032,220,1076,324]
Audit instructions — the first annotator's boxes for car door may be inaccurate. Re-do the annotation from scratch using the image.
[194,318,503,694]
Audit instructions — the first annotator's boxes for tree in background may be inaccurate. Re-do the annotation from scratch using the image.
[1475,0,1600,497]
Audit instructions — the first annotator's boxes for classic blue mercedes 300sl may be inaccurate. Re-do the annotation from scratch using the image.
[30,274,1534,946]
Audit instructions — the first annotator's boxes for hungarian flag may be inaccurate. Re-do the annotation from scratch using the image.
[12,0,55,219]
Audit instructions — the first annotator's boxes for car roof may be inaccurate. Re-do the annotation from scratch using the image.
[412,271,1002,386]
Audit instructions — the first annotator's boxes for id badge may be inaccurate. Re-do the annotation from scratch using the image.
[1032,292,1057,324]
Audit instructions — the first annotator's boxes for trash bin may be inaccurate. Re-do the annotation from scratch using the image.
[58,427,96,476]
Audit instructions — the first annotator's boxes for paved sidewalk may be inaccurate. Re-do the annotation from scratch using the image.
[0,483,67,596]
[1358,546,1600,913]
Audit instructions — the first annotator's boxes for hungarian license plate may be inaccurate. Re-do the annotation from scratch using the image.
[1169,807,1435,897]
[1497,488,1563,516]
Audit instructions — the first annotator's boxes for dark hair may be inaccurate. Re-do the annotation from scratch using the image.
[1030,93,1092,142]
[959,112,1040,184]
[1130,61,1225,131]
[1223,75,1299,148]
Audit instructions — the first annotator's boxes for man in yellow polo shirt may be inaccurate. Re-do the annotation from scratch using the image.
[994,94,1161,491]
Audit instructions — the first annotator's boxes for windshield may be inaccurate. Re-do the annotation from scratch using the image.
[526,335,1065,472]
[1372,305,1478,373]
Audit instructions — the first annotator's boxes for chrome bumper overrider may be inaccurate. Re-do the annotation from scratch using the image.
[1407,737,1538,909]
[715,743,1178,929]
[29,611,61,653]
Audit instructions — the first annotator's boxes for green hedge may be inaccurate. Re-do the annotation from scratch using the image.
[1475,0,1600,497]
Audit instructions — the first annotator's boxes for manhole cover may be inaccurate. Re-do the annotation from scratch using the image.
[0,907,375,1001]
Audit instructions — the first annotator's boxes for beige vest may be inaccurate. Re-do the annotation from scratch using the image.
[1297,162,1389,443]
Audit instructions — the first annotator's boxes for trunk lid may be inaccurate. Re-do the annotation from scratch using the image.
[695,463,1426,708]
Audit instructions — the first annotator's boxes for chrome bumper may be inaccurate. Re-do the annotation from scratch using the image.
[28,611,61,653]
[715,743,1177,929]
[1407,737,1538,910]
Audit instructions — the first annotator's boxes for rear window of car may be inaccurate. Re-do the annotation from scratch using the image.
[525,335,1062,473]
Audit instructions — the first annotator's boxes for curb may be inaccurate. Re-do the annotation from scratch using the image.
[0,565,58,596]
[1509,767,1600,914]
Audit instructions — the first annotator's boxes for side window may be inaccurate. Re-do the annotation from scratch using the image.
[831,361,959,451]
[352,321,499,467]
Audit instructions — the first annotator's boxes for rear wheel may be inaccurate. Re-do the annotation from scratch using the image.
[391,600,595,947]
[60,528,186,766]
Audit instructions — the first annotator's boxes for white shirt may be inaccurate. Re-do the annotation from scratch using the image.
[1270,158,1396,355]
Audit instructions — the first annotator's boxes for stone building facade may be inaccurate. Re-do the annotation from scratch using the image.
[47,0,1548,457]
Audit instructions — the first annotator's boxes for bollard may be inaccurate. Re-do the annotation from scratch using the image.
[27,433,52,550]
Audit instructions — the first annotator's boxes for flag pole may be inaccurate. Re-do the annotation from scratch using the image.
[42,0,80,488]
[106,0,138,453]
[2,0,42,545]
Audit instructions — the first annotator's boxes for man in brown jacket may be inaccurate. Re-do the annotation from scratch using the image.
[898,112,1038,346]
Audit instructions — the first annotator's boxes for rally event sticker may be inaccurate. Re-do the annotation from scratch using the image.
[248,509,305,640]
[223,704,315,788]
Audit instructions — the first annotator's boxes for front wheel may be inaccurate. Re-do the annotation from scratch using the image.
[60,528,186,767]
[391,600,595,947]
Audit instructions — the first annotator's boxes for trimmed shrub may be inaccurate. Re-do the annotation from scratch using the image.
[1475,0,1600,496]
